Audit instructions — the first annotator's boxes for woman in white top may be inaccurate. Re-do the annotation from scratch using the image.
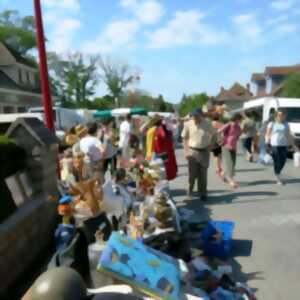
[265,110,292,185]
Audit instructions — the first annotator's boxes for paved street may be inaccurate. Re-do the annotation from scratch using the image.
[171,149,300,300]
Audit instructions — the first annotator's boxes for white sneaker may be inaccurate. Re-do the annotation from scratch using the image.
[275,175,283,185]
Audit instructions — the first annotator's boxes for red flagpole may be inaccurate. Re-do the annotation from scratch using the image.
[33,0,55,132]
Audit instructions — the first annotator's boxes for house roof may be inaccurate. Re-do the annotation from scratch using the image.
[2,42,37,69]
[251,73,265,82]
[216,82,253,102]
[265,64,300,76]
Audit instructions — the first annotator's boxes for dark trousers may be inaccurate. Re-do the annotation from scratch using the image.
[188,156,208,197]
[243,137,253,154]
[271,146,288,175]
[103,155,117,176]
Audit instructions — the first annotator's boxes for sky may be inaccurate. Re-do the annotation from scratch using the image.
[1,0,300,103]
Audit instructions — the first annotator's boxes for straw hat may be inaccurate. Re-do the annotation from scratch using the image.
[75,124,87,137]
[147,114,162,128]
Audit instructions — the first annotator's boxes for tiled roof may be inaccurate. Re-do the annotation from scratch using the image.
[216,82,253,102]
[251,73,265,82]
[265,64,300,76]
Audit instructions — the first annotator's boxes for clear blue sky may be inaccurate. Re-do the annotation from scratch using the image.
[1,0,300,102]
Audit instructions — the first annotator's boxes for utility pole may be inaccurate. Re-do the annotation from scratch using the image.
[33,0,55,132]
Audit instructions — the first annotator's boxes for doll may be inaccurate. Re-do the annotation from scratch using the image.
[60,148,74,182]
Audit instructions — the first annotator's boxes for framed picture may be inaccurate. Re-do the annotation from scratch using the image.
[5,171,33,207]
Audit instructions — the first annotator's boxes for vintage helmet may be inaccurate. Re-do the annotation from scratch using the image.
[29,267,87,300]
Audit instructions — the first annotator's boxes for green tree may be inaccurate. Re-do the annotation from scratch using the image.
[281,73,300,98]
[48,52,99,108]
[178,93,208,117]
[0,10,36,54]
[98,57,140,108]
[92,95,115,110]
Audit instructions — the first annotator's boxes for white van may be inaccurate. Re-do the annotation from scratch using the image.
[29,107,83,131]
[242,97,300,146]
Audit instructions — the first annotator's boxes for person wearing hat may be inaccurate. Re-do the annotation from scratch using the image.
[72,124,88,155]
[181,108,216,201]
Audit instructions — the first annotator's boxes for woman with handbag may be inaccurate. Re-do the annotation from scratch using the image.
[265,110,293,185]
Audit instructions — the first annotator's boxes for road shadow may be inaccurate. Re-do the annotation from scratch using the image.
[229,258,264,290]
[284,178,300,185]
[236,168,266,173]
[208,189,229,194]
[208,191,278,205]
[239,180,275,187]
[171,188,188,198]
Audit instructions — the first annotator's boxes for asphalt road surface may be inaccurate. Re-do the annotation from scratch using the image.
[171,149,300,300]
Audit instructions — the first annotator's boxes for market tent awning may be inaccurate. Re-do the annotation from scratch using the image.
[111,107,147,117]
[93,110,112,118]
[93,107,147,119]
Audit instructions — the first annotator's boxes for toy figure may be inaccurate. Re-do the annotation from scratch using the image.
[72,152,89,181]
[69,179,102,216]
[57,195,74,224]
[153,193,173,229]
[139,172,156,196]
[60,148,73,182]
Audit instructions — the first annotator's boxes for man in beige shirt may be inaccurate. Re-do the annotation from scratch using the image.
[181,108,216,201]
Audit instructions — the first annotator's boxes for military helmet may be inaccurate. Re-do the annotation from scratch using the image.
[29,267,87,300]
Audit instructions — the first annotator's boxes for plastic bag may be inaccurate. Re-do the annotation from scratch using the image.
[294,151,300,167]
[263,153,273,165]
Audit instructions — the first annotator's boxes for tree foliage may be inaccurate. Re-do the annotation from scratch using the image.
[281,72,300,98]
[48,52,99,108]
[178,93,208,117]
[0,10,36,54]
[120,90,174,112]
[98,57,140,107]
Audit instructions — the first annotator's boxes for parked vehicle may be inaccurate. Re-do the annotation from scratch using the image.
[241,97,300,146]
[29,107,83,131]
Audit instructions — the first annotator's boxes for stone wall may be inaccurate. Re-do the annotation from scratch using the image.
[0,196,57,298]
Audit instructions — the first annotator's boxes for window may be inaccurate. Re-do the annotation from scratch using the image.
[26,71,30,84]
[18,69,22,83]
[3,106,15,113]
[18,107,26,113]
[281,107,300,123]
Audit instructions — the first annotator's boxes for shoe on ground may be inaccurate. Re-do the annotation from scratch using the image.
[275,175,283,185]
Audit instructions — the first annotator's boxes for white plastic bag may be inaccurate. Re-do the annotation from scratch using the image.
[294,151,300,167]
[263,153,273,165]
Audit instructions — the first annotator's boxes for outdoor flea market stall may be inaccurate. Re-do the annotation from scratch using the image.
[17,110,256,300]
[23,153,257,299]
